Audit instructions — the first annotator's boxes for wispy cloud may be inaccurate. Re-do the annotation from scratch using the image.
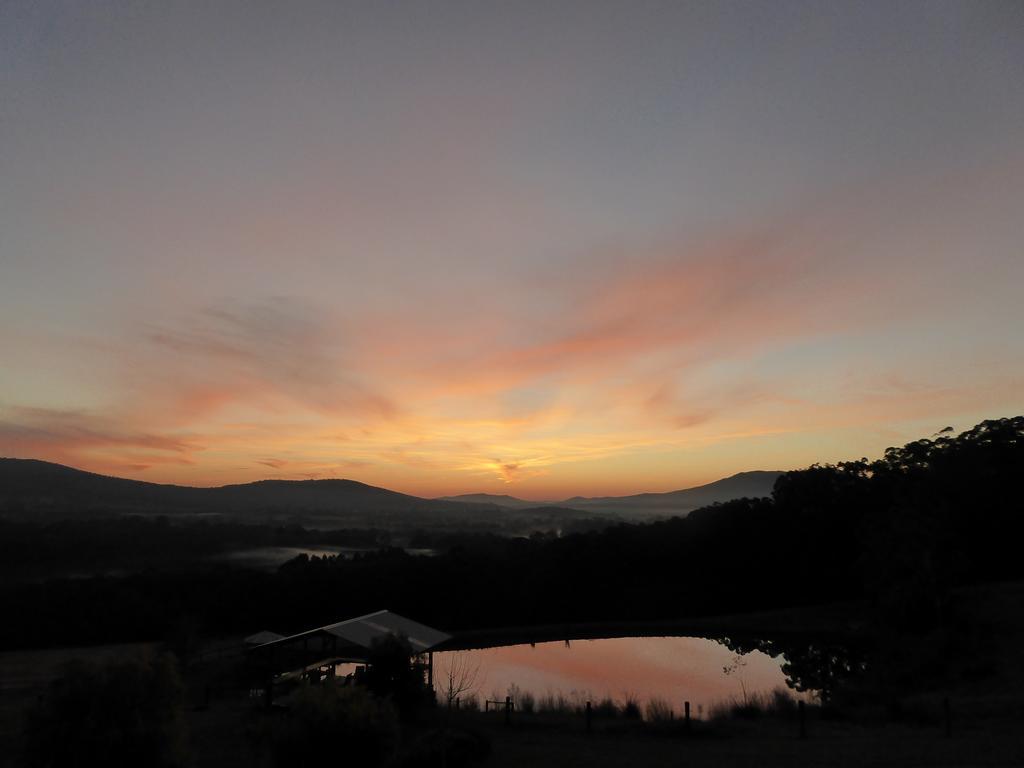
[0,406,199,474]
[139,297,396,421]
[2,162,1021,496]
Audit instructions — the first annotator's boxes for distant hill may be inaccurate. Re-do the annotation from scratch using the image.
[442,471,784,518]
[435,493,544,510]
[560,471,784,517]
[0,458,782,524]
[0,458,489,521]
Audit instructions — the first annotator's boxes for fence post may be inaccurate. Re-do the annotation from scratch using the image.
[684,701,690,732]
[505,696,512,726]
[798,700,807,739]
[944,698,951,737]
[586,700,592,732]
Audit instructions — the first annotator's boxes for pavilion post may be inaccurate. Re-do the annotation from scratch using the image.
[265,646,276,708]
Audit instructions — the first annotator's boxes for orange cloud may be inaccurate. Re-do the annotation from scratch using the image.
[0,406,200,473]
[3,162,1021,496]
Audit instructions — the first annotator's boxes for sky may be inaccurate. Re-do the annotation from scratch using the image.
[1,1,1022,499]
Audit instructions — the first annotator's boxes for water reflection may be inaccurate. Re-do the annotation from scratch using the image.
[721,636,867,704]
[431,636,809,712]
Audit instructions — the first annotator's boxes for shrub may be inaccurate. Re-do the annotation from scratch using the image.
[621,693,642,720]
[537,692,569,713]
[505,683,536,714]
[644,696,674,722]
[534,690,590,714]
[25,653,189,768]
[592,696,620,718]
[770,687,799,714]
[269,684,399,767]
[518,691,536,714]
[708,688,800,721]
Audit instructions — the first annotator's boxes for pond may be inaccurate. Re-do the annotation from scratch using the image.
[430,636,809,715]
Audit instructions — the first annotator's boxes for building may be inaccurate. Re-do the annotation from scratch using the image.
[246,609,452,703]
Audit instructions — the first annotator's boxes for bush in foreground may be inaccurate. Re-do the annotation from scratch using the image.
[707,688,801,721]
[269,684,399,768]
[25,653,189,768]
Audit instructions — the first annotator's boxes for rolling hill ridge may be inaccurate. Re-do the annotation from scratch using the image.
[0,458,783,522]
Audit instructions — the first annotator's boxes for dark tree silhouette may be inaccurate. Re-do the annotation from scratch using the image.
[364,634,430,718]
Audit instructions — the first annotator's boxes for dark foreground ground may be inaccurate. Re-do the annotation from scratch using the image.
[4,582,1024,767]
[484,718,1024,768]
[176,693,1024,768]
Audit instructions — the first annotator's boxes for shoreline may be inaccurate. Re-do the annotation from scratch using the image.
[439,600,866,651]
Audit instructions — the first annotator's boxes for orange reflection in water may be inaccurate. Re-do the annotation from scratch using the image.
[434,636,799,711]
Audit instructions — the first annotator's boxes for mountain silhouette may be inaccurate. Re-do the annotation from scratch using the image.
[435,493,542,509]
[0,458,484,519]
[560,470,784,516]
[0,458,782,522]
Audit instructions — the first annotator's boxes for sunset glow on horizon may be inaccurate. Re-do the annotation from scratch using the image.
[1,2,1022,500]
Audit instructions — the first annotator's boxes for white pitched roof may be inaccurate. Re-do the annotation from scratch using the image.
[244,630,285,646]
[253,610,451,653]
